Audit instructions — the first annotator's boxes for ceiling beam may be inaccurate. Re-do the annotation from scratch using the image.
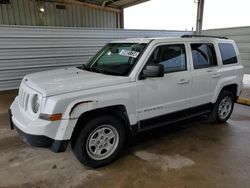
[54,0,122,13]
[116,0,149,8]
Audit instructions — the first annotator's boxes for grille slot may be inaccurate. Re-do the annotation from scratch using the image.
[19,86,30,111]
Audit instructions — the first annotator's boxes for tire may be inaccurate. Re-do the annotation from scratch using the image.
[71,115,126,168]
[208,90,235,123]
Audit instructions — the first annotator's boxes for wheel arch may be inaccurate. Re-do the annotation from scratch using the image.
[70,105,132,145]
[213,83,238,103]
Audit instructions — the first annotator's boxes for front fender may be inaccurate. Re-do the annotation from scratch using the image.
[67,100,98,119]
[50,82,138,126]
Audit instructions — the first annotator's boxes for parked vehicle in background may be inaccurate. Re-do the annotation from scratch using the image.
[9,35,244,168]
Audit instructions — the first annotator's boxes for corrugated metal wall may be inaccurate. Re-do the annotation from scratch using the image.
[0,0,118,28]
[202,27,250,74]
[0,25,191,91]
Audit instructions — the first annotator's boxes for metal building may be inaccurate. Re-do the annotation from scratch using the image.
[0,0,191,92]
[0,0,148,28]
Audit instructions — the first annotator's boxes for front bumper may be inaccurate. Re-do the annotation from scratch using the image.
[9,109,69,153]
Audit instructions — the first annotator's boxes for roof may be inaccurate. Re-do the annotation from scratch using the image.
[55,0,150,12]
[78,0,149,8]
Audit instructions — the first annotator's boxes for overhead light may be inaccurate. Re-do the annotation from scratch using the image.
[39,7,45,13]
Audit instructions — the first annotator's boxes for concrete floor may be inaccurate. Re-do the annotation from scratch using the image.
[0,91,250,188]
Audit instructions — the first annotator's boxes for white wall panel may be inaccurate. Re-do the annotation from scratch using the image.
[0,25,191,91]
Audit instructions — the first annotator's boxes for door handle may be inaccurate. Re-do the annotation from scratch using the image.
[211,73,221,78]
[178,79,190,84]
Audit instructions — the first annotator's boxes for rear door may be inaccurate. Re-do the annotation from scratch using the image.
[189,42,220,106]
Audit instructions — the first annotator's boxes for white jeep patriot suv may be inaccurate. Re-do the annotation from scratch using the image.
[9,35,244,168]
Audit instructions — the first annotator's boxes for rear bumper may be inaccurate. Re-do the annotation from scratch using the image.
[9,109,69,153]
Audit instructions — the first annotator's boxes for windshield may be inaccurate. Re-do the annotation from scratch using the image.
[83,43,147,76]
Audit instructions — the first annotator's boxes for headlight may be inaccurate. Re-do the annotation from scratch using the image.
[32,94,40,113]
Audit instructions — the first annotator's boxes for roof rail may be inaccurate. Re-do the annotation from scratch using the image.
[181,34,228,39]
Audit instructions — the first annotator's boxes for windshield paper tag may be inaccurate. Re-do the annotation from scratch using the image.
[119,50,139,58]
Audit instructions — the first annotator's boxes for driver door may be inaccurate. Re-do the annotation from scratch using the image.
[137,43,192,128]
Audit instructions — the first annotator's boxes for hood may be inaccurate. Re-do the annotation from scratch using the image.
[23,67,131,96]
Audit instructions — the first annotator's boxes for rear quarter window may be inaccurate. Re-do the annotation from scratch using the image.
[219,43,238,65]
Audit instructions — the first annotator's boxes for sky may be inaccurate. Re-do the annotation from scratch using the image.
[124,0,250,31]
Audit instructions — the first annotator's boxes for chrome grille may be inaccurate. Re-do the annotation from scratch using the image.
[19,86,30,111]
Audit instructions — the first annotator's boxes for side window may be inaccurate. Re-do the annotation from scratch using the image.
[219,43,238,65]
[191,43,217,69]
[146,44,186,73]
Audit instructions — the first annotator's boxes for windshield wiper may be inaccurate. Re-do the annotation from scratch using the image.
[89,66,106,74]
[78,64,121,76]
[78,64,103,73]
[77,64,104,73]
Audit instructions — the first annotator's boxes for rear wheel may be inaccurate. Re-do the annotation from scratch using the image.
[208,90,235,123]
[71,115,126,168]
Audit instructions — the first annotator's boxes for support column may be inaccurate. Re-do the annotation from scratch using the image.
[119,9,124,28]
[196,0,205,35]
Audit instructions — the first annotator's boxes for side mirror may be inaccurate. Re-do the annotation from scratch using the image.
[143,64,164,78]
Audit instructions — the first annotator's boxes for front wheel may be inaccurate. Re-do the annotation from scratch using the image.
[208,90,235,123]
[72,115,126,168]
